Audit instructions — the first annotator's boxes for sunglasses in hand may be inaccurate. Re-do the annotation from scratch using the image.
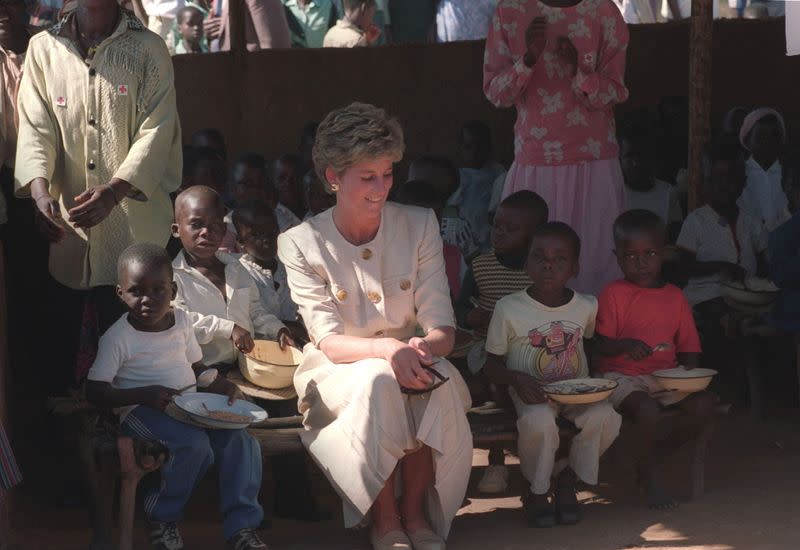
[400,364,450,395]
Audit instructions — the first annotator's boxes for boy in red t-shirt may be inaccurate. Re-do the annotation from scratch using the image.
[595,209,716,510]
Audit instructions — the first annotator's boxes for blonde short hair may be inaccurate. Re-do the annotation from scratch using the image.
[312,102,405,191]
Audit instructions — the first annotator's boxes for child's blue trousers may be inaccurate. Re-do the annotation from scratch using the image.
[122,405,264,540]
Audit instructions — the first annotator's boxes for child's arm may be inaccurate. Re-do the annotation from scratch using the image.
[593,333,652,360]
[248,282,294,349]
[86,381,179,411]
[454,268,489,329]
[484,353,546,405]
[678,250,746,282]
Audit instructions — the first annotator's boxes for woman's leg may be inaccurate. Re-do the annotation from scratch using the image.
[371,467,403,537]
[400,445,434,534]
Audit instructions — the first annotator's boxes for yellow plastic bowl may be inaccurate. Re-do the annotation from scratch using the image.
[542,378,618,405]
[238,340,303,389]
[653,367,717,393]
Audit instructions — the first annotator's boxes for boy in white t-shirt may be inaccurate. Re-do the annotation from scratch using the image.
[677,143,768,311]
[484,223,621,529]
[86,243,267,550]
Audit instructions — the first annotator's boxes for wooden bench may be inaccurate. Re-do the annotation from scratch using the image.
[49,396,727,549]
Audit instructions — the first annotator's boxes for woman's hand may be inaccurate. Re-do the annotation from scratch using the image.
[68,184,119,229]
[408,336,435,365]
[524,16,547,67]
[380,339,433,391]
[33,193,66,242]
[204,16,222,41]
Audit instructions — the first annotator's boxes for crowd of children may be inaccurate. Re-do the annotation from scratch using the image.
[72,97,800,548]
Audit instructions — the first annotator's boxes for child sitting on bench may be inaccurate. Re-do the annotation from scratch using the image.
[86,243,267,550]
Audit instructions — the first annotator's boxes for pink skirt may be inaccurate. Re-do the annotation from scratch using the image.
[503,159,625,296]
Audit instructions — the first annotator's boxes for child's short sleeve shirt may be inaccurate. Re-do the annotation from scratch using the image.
[485,289,597,383]
[88,307,202,419]
[595,280,701,376]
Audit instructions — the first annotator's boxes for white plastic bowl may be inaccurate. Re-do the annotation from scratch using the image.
[174,393,267,429]
[653,367,717,393]
[542,378,618,405]
[238,340,303,389]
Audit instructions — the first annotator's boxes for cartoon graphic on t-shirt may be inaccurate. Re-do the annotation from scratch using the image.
[526,321,585,380]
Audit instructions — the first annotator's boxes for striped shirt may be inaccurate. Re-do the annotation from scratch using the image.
[472,252,532,338]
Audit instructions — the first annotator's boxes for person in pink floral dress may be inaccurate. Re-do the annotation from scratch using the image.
[484,0,629,295]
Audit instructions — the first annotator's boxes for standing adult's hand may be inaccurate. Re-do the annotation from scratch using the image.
[204,16,222,41]
[68,179,131,229]
[31,178,65,242]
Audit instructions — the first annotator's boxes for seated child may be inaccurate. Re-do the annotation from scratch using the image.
[484,223,621,528]
[618,118,683,240]
[233,202,307,343]
[738,108,790,232]
[174,5,209,55]
[172,186,293,370]
[457,120,507,250]
[595,209,716,510]
[408,154,481,261]
[323,0,381,48]
[272,154,307,220]
[222,153,302,252]
[297,122,318,177]
[394,179,464,298]
[677,143,767,313]
[86,243,267,550]
[454,190,549,494]
[191,128,227,161]
[180,145,227,195]
[303,170,336,219]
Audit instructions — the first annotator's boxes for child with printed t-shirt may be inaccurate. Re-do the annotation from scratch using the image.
[595,209,716,511]
[485,222,621,528]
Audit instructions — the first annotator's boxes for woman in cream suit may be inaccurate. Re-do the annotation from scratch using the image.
[278,103,472,550]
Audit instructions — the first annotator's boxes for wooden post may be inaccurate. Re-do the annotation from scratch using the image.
[228,0,247,55]
[687,0,713,210]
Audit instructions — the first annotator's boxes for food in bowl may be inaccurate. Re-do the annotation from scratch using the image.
[653,367,717,393]
[542,378,618,405]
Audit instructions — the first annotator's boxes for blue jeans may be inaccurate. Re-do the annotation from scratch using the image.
[122,406,264,540]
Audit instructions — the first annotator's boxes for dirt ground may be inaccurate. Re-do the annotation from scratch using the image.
[7,408,800,550]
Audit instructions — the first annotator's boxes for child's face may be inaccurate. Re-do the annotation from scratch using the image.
[749,119,783,166]
[526,234,578,294]
[237,215,280,263]
[707,159,745,209]
[407,162,458,202]
[458,129,490,170]
[232,164,272,206]
[117,262,176,330]
[615,231,664,288]
[306,176,336,215]
[273,160,303,211]
[179,9,204,45]
[620,139,655,191]
[491,205,542,257]
[172,198,227,260]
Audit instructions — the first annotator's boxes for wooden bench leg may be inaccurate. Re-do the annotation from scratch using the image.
[117,437,166,550]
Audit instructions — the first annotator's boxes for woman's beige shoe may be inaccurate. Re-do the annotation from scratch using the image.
[370,529,412,550]
[406,528,446,550]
